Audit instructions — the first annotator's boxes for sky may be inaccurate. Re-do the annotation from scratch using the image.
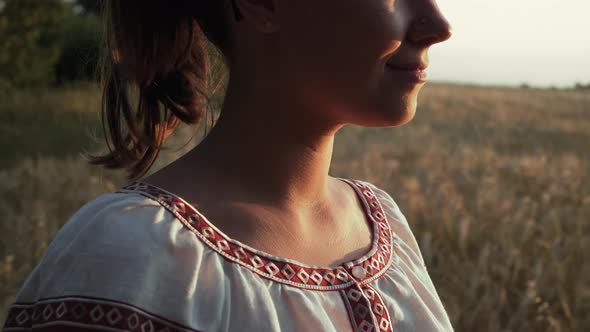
[427,0,590,88]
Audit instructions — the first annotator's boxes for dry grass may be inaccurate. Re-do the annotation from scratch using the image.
[1,82,588,331]
[0,82,103,169]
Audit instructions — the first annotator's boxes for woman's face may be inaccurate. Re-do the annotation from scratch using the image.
[277,0,452,127]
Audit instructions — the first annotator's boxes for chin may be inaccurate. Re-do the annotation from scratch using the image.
[396,108,417,125]
[370,94,419,127]
[385,107,416,127]
[354,106,416,128]
[395,94,419,123]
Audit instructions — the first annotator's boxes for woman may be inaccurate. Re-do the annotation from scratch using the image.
[3,0,453,331]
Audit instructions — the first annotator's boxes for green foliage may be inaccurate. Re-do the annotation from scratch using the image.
[0,0,70,87]
[54,14,102,84]
[75,0,102,16]
[0,0,103,87]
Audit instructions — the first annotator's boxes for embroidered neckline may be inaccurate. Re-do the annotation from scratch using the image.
[116,177,396,290]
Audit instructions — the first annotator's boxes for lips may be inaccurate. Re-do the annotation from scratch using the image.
[386,64,427,71]
[385,63,428,82]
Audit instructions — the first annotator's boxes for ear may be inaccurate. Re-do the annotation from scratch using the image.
[232,0,280,33]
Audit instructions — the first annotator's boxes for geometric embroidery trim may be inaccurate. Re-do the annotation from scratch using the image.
[339,283,394,332]
[3,295,201,331]
[364,283,394,332]
[114,178,398,291]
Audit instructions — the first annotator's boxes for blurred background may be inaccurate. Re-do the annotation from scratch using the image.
[0,0,588,331]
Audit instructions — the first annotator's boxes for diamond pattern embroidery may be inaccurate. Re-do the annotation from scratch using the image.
[127,312,140,329]
[90,305,104,322]
[141,320,155,332]
[233,247,247,260]
[15,310,28,325]
[107,308,123,324]
[359,320,375,332]
[354,304,369,319]
[187,214,201,226]
[114,178,398,331]
[372,210,385,221]
[341,283,394,332]
[31,306,41,322]
[323,271,336,284]
[297,269,310,283]
[116,178,396,291]
[201,227,215,239]
[347,288,362,302]
[4,178,403,332]
[55,302,67,318]
[250,255,265,268]
[337,270,350,282]
[371,258,380,270]
[363,262,374,276]
[42,304,53,320]
[363,189,375,199]
[265,262,280,275]
[71,303,86,319]
[281,264,296,279]
[3,297,203,332]
[310,271,324,285]
[216,239,230,251]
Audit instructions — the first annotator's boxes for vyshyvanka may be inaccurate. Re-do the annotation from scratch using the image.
[3,178,453,332]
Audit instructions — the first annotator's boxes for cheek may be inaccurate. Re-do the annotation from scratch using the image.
[278,0,416,128]
[281,2,403,105]
[288,1,402,63]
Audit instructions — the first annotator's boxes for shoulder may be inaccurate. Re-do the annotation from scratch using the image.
[29,191,181,277]
[4,190,206,331]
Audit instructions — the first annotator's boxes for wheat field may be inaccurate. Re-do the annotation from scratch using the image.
[1,82,588,331]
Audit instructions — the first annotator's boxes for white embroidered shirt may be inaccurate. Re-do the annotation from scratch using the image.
[3,178,453,332]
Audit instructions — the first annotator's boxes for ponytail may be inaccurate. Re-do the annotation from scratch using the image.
[86,0,231,181]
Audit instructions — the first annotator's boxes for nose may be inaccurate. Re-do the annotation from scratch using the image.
[408,9,453,46]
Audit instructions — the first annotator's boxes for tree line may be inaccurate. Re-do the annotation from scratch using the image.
[0,0,102,88]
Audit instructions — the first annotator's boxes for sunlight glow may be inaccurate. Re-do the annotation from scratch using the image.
[428,0,590,87]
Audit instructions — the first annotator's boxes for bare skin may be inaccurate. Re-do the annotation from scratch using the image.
[143,0,452,267]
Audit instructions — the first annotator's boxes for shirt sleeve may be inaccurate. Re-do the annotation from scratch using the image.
[2,192,205,332]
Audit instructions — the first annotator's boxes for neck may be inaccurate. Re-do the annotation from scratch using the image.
[181,73,345,211]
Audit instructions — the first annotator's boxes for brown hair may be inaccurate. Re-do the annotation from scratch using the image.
[86,1,238,181]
